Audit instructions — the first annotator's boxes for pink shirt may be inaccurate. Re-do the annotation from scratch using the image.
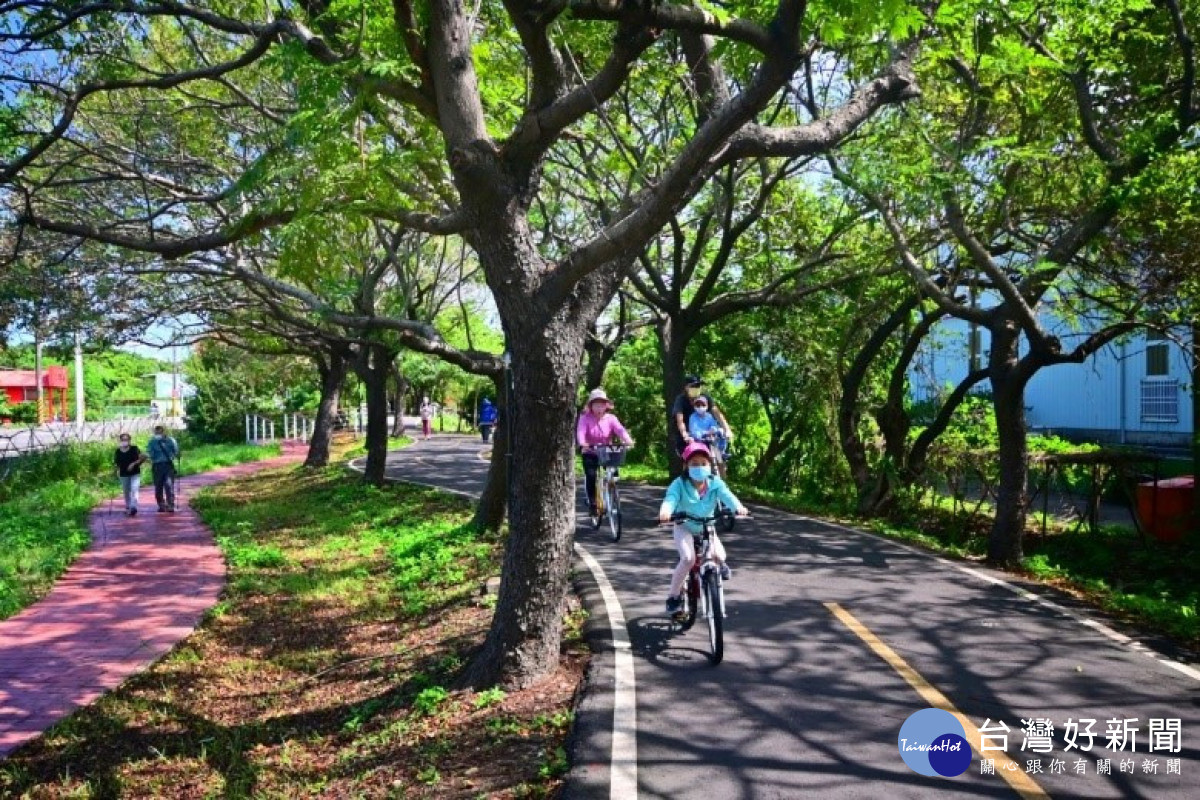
[576,410,632,448]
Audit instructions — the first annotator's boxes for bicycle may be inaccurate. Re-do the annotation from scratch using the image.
[586,443,627,542]
[699,431,738,533]
[665,511,747,665]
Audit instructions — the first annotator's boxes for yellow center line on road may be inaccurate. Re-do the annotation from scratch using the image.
[825,602,1050,800]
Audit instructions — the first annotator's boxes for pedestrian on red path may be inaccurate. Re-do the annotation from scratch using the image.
[147,424,180,512]
[113,433,148,516]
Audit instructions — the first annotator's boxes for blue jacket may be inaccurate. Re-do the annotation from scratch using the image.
[479,401,498,425]
[147,435,179,464]
[687,411,722,441]
[659,473,741,534]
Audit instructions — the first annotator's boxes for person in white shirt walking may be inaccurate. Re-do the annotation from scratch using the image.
[419,397,437,440]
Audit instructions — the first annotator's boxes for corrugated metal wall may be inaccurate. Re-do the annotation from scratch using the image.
[909,319,1193,442]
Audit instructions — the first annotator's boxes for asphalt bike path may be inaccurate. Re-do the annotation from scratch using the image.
[0,444,307,759]
[377,436,1200,799]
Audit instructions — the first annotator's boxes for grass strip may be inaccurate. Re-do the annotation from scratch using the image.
[0,462,586,798]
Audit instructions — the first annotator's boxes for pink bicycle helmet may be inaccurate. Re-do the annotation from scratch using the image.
[680,441,712,463]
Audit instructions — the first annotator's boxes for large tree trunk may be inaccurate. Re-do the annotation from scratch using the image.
[304,349,348,468]
[988,331,1031,566]
[354,344,391,487]
[459,318,588,688]
[473,375,508,530]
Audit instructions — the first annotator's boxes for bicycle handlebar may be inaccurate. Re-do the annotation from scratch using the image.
[666,510,752,524]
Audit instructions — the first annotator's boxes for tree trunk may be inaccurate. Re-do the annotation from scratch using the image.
[459,319,587,688]
[354,345,391,486]
[906,367,990,479]
[304,349,347,468]
[840,376,898,516]
[988,332,1031,566]
[837,381,874,505]
[582,333,613,392]
[473,375,509,530]
[658,319,691,475]
[750,424,802,484]
[837,298,922,515]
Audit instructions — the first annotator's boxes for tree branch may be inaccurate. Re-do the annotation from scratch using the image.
[567,0,775,53]
[717,47,920,163]
[22,206,297,260]
[501,0,570,111]
[541,1,864,307]
[502,18,656,166]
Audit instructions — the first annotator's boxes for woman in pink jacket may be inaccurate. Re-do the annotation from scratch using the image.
[576,388,634,516]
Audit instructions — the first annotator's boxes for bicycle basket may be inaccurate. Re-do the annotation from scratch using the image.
[595,445,628,467]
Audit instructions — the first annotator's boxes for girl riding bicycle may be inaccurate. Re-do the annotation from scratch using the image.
[576,388,634,517]
[687,396,731,478]
[657,441,748,615]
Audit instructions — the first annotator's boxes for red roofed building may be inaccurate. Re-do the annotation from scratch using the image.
[0,366,69,421]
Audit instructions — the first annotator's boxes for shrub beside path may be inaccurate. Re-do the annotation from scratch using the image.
[0,444,306,759]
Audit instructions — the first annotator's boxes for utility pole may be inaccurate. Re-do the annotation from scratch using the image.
[34,328,43,424]
[74,331,85,429]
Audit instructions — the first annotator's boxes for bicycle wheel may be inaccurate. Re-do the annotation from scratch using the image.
[678,573,699,632]
[605,479,622,542]
[704,573,724,664]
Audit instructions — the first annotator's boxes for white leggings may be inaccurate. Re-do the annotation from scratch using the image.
[669,524,727,596]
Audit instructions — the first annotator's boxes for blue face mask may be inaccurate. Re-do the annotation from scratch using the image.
[688,465,710,481]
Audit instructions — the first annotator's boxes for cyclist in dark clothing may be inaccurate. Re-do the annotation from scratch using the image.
[670,375,733,456]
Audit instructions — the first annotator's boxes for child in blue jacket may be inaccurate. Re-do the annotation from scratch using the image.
[687,395,731,476]
[657,441,748,615]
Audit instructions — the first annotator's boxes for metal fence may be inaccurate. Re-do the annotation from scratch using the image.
[0,418,168,461]
[245,413,313,444]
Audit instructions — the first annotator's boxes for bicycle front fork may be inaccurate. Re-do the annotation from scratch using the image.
[699,569,726,618]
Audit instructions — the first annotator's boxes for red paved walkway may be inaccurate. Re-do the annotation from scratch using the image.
[0,445,306,758]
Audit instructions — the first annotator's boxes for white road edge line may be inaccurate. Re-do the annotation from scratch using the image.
[791,512,1200,684]
[348,452,641,794]
[574,542,639,800]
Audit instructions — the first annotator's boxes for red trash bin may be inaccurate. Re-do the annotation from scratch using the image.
[1135,476,1195,542]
